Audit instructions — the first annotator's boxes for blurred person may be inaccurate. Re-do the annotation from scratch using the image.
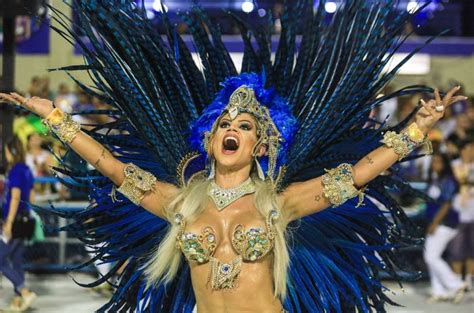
[397,95,419,122]
[54,83,77,113]
[89,96,114,126]
[376,85,398,126]
[26,76,41,98]
[272,3,283,33]
[0,136,37,311]
[445,114,474,159]
[423,153,465,303]
[37,76,54,100]
[72,91,95,127]
[449,139,474,291]
[50,141,70,200]
[25,132,55,197]
[416,129,443,181]
[435,105,456,140]
[466,100,474,125]
[25,133,54,178]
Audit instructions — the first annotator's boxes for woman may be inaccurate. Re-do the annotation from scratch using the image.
[423,153,465,303]
[450,139,474,291]
[0,83,465,313]
[0,1,469,312]
[0,136,37,311]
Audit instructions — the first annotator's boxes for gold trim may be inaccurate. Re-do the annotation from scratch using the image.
[115,163,157,205]
[176,152,201,188]
[322,163,364,207]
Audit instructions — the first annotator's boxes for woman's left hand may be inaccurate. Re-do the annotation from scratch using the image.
[2,222,12,240]
[415,86,468,134]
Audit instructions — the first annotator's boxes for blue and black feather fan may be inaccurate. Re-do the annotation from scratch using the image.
[42,0,433,312]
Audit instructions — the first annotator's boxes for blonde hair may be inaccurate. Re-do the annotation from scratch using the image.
[143,176,290,300]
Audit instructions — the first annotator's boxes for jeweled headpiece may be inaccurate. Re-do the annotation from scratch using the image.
[189,72,298,185]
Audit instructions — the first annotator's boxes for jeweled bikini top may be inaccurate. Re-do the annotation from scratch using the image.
[174,210,279,264]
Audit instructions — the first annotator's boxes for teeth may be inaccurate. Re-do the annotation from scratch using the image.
[225,137,238,144]
[223,135,239,150]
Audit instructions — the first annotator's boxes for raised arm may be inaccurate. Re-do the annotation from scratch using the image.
[0,93,177,220]
[279,87,467,221]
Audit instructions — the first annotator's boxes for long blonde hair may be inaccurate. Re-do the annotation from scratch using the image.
[143,175,290,299]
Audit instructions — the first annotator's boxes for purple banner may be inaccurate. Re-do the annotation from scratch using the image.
[0,16,50,54]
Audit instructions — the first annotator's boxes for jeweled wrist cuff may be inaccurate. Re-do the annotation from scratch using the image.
[42,108,81,143]
[381,122,429,160]
[115,163,157,205]
[321,163,364,207]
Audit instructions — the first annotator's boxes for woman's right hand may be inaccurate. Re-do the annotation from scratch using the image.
[0,92,55,118]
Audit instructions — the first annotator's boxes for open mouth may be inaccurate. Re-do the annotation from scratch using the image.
[222,134,239,154]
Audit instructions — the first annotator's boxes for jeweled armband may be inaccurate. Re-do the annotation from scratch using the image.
[381,122,429,160]
[42,108,81,143]
[322,163,364,207]
[114,163,157,205]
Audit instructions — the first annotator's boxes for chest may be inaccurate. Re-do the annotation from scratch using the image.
[186,203,265,240]
[177,198,276,263]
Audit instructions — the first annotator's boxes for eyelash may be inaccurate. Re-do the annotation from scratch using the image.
[219,121,252,131]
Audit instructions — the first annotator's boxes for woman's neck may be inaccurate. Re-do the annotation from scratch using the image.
[215,164,251,189]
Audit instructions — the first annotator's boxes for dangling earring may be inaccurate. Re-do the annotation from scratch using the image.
[255,157,265,181]
[208,158,216,180]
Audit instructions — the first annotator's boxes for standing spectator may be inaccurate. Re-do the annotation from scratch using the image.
[423,153,465,303]
[0,136,37,311]
[450,139,474,291]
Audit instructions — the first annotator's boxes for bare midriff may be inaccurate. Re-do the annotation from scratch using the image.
[182,195,284,313]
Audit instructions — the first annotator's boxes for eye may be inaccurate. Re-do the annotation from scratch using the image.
[219,121,230,128]
[240,123,252,131]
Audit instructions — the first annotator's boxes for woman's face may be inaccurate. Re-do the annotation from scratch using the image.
[431,155,444,174]
[28,133,42,149]
[210,112,262,171]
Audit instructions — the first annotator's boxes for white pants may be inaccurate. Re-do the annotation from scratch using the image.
[423,225,464,296]
[85,244,112,279]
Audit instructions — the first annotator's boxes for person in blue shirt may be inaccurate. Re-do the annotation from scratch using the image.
[423,153,466,303]
[0,136,37,311]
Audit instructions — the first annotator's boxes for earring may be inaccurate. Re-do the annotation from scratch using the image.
[208,158,216,180]
[255,157,265,180]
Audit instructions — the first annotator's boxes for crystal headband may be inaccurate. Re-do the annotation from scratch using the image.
[205,86,283,182]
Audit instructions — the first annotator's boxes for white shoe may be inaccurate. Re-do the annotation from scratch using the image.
[1,303,24,312]
[452,284,467,304]
[425,295,449,304]
[19,292,37,311]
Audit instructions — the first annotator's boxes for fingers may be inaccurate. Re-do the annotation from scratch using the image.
[444,85,461,101]
[0,93,20,105]
[420,99,436,117]
[449,95,469,105]
[9,92,27,104]
[434,88,442,104]
[433,86,468,108]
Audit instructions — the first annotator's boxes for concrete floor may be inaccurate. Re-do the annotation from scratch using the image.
[0,274,473,312]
